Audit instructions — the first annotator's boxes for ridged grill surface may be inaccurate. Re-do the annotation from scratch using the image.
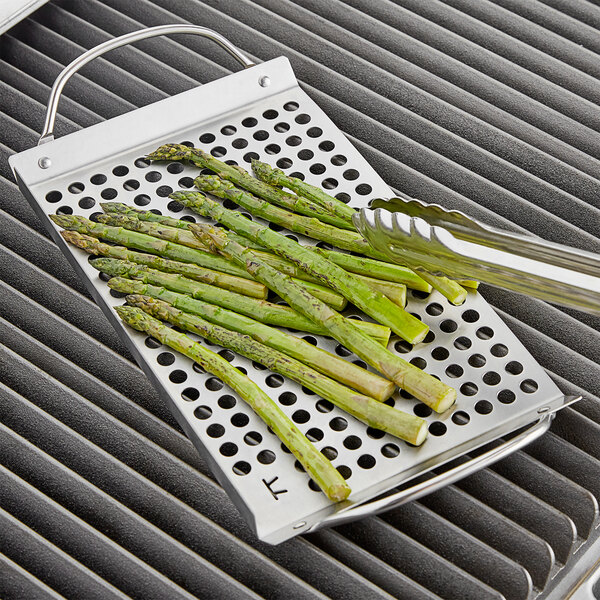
[1,1,599,599]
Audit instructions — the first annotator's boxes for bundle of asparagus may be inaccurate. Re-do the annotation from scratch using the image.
[46,144,477,503]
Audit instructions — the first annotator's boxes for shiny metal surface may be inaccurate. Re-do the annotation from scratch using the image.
[355,199,600,315]
[9,30,568,544]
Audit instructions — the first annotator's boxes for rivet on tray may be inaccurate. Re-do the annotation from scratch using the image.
[259,75,271,88]
[293,521,307,530]
[38,157,52,169]
[537,406,550,414]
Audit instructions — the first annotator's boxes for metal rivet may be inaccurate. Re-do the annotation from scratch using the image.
[38,157,52,169]
[259,75,271,88]
[293,521,307,530]
[537,406,550,414]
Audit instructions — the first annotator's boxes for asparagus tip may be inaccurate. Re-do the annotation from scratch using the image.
[147,143,192,162]
[191,223,228,252]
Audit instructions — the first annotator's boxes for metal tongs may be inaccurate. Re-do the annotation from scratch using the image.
[354,197,600,315]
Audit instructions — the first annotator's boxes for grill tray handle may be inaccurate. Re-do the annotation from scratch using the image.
[38,24,255,145]
[309,400,578,532]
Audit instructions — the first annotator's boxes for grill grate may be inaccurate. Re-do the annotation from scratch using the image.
[1,0,600,598]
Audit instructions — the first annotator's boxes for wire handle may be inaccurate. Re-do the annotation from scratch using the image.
[309,395,580,531]
[38,24,255,145]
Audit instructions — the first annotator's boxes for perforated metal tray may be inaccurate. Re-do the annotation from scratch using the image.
[9,26,569,544]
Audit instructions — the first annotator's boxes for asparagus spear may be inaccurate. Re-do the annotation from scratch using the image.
[410,269,467,306]
[50,214,252,280]
[91,257,389,343]
[252,159,356,224]
[146,143,353,230]
[194,175,376,256]
[194,225,455,412]
[61,230,268,299]
[353,276,406,307]
[130,295,426,445]
[109,278,395,401]
[94,212,347,308]
[115,305,350,501]
[310,248,432,292]
[176,192,428,344]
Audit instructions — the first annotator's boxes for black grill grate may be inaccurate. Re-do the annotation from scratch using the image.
[1,1,600,599]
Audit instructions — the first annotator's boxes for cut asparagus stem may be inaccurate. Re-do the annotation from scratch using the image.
[61,230,268,299]
[50,214,252,280]
[194,175,376,256]
[412,269,468,306]
[130,295,426,444]
[115,305,350,501]
[109,278,395,401]
[458,279,480,289]
[353,276,406,307]
[252,159,356,224]
[310,248,432,292]
[90,257,389,343]
[146,143,353,230]
[193,225,455,412]
[176,191,429,344]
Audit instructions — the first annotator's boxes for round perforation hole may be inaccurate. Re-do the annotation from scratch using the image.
[205,377,224,391]
[316,399,334,413]
[343,435,362,450]
[309,163,326,175]
[157,352,175,366]
[194,405,212,420]
[331,154,347,166]
[284,102,299,111]
[321,446,338,461]
[133,158,149,169]
[157,185,174,198]
[307,127,322,138]
[233,461,251,475]
[207,424,225,438]
[286,135,302,147]
[319,140,335,152]
[440,319,458,333]
[90,174,107,185]
[468,354,486,368]
[292,410,310,424]
[231,412,250,427]
[520,379,538,393]
[366,427,385,439]
[358,454,376,469]
[167,200,183,212]
[413,403,433,417]
[410,357,427,370]
[452,411,470,425]
[181,387,200,402]
[218,395,236,409]
[221,125,237,135]
[145,171,162,183]
[113,165,129,176]
[426,303,444,316]
[169,369,187,384]
[265,374,284,388]
[476,327,494,340]
[145,336,161,349]
[498,389,516,404]
[475,400,493,414]
[243,152,259,163]
[335,344,352,357]
[321,177,338,190]
[462,309,480,323]
[298,149,313,161]
[429,422,447,436]
[211,146,227,158]
[356,184,372,196]
[220,442,238,457]
[178,177,194,188]
[454,336,472,350]
[200,133,216,143]
[167,163,184,174]
[277,157,293,169]
[491,344,508,357]
[78,197,95,209]
[263,109,278,120]
[343,169,359,181]
[335,192,351,204]
[381,443,400,458]
[46,190,62,203]
[274,122,290,133]
[253,130,269,142]
[394,339,412,354]
[337,465,352,480]
[460,382,479,396]
[278,392,296,406]
[134,194,151,206]
[306,428,324,442]
[483,371,501,386]
[265,144,280,155]
[101,188,118,200]
[431,347,449,361]
[123,179,140,191]
[445,364,464,378]
[244,431,262,446]
[257,449,276,464]
[329,417,348,431]
[295,113,311,124]
[506,361,523,375]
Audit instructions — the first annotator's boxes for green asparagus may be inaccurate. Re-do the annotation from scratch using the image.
[62,230,268,299]
[252,159,356,224]
[91,258,389,343]
[146,143,353,229]
[130,295,427,445]
[50,214,252,280]
[175,191,429,344]
[115,305,350,501]
[194,175,376,256]
[109,278,395,401]
[194,225,455,412]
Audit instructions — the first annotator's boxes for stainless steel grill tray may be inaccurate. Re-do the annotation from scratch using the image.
[9,26,568,544]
